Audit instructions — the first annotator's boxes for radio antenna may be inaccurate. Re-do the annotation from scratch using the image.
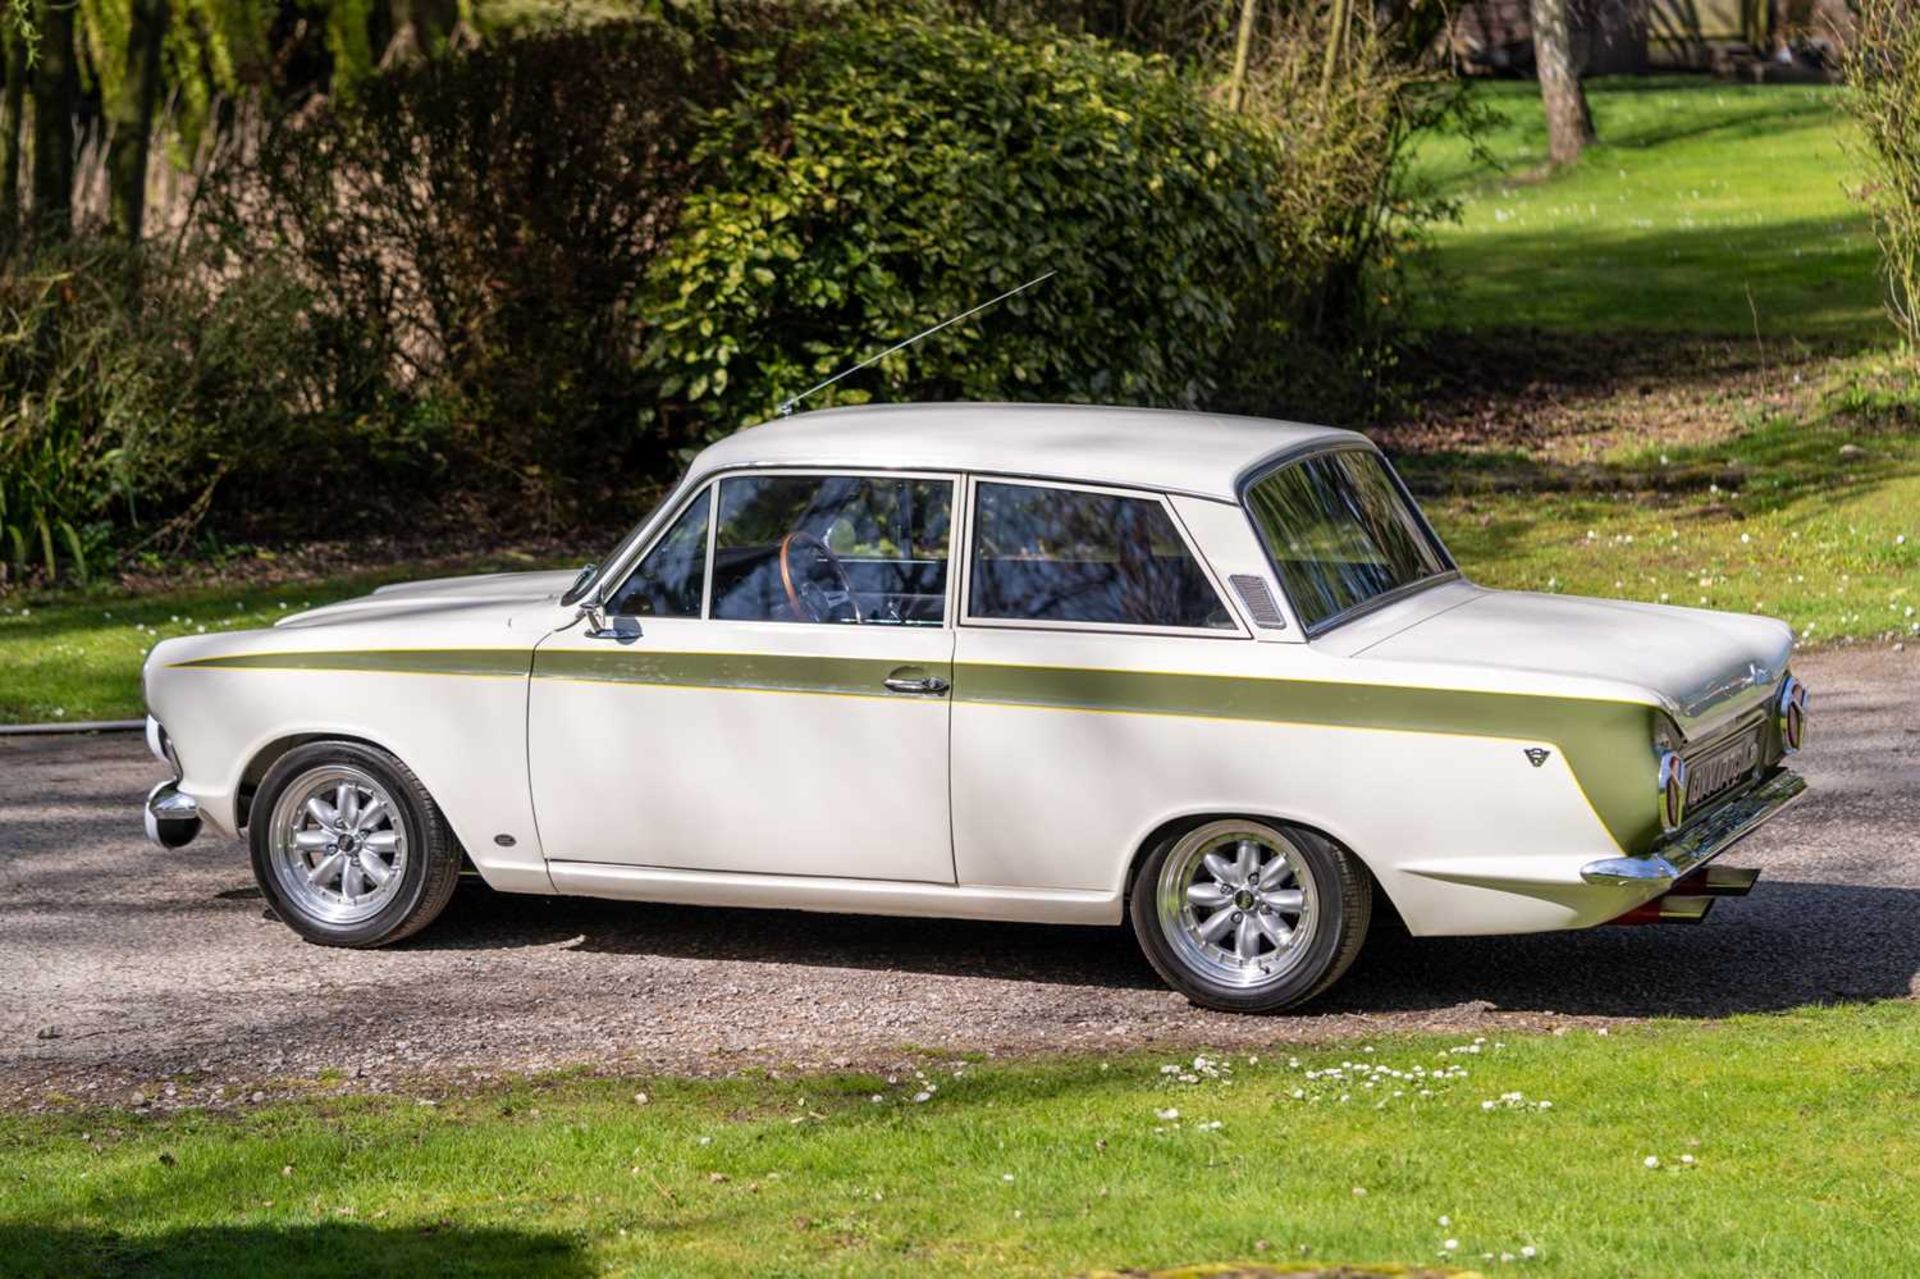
[776,270,1057,417]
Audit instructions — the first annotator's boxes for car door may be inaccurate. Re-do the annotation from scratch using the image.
[949,477,1248,892]
[528,469,959,883]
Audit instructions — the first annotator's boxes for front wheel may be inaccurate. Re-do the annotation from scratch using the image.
[1129,818,1371,1013]
[250,741,463,947]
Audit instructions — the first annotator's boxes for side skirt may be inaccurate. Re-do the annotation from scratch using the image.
[542,861,1123,926]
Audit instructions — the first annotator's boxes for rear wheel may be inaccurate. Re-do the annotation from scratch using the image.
[250,741,462,947]
[1129,817,1370,1013]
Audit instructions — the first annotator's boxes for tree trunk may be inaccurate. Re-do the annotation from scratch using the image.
[1530,0,1595,165]
[30,0,79,237]
[107,0,169,244]
[1225,0,1257,112]
[1321,0,1353,99]
[1,21,25,233]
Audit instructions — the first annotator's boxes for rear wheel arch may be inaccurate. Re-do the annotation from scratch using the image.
[1121,807,1402,925]
[1122,809,1383,1013]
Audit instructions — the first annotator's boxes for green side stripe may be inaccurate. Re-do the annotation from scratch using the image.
[175,647,1661,851]
[173,650,530,678]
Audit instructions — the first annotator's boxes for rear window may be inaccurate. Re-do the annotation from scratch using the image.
[1243,449,1452,632]
[968,482,1232,630]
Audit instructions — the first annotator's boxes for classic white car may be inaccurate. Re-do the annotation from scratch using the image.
[143,405,1809,1011]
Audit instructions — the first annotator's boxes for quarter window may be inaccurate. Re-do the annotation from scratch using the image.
[710,474,953,625]
[967,482,1232,630]
[606,488,710,618]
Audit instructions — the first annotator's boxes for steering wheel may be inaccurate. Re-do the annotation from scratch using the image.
[777,531,865,624]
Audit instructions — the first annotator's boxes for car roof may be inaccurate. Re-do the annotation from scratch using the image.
[689,403,1367,501]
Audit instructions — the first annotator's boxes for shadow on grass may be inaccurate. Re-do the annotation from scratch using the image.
[1393,406,1918,521]
[0,1222,591,1279]
[1412,215,1880,341]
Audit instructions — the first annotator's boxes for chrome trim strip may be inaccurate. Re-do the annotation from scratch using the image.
[1580,768,1806,887]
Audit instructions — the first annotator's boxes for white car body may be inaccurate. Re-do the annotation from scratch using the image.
[143,404,1808,945]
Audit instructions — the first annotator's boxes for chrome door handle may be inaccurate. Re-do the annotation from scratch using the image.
[883,674,950,696]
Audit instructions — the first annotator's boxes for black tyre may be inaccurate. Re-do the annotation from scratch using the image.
[249,741,463,947]
[1129,817,1371,1013]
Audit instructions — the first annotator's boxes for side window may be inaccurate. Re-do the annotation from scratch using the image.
[606,488,710,618]
[710,474,953,625]
[968,481,1232,630]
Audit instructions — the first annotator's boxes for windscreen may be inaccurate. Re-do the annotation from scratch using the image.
[1243,449,1452,632]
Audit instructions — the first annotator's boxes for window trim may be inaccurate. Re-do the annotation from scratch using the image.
[608,467,965,629]
[602,479,716,621]
[957,474,1249,640]
[1236,442,1461,640]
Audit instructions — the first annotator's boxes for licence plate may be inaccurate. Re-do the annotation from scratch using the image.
[1687,726,1763,810]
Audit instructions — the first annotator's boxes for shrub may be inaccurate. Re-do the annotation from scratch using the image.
[1843,0,1920,354]
[1212,4,1466,416]
[202,18,738,513]
[640,15,1283,438]
[0,241,336,583]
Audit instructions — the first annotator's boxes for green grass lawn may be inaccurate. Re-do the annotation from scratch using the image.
[1408,78,1882,341]
[1409,360,1920,648]
[3,1004,1915,1278]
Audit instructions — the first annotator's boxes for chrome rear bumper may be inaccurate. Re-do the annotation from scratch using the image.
[1581,768,1806,889]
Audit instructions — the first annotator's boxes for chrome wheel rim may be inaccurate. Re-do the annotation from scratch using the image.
[267,764,409,926]
[1157,821,1320,989]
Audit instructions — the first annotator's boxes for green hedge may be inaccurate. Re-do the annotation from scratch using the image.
[641,16,1279,438]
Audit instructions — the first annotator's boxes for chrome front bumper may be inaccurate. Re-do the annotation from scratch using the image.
[145,781,202,848]
[143,715,202,849]
[1581,768,1806,889]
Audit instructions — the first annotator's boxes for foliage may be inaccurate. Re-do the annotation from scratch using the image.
[0,241,326,583]
[0,9,1447,573]
[1211,3,1468,417]
[639,15,1282,438]
[1842,0,1920,355]
[201,18,734,511]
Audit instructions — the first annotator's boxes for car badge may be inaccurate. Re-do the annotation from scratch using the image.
[1524,747,1551,768]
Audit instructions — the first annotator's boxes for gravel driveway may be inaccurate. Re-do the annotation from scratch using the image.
[3,647,1915,1109]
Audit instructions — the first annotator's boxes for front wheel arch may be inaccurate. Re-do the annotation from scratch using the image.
[235,731,402,831]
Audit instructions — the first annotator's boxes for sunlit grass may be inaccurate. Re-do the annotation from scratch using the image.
[1407,78,1881,341]
[1414,369,1920,646]
[2,1004,1916,1277]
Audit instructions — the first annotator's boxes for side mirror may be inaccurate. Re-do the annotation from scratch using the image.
[580,604,642,643]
